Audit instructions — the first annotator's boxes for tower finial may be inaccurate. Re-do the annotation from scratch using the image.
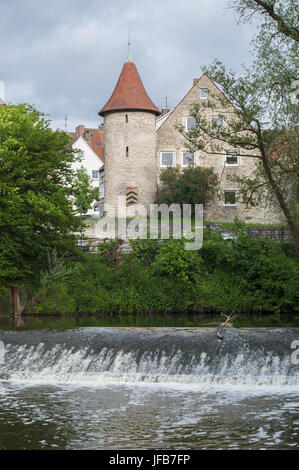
[127,29,132,62]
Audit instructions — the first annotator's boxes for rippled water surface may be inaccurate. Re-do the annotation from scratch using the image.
[0,327,298,450]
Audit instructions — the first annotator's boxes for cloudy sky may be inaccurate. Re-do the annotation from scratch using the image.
[0,0,257,130]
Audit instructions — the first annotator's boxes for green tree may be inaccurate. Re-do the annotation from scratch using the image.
[0,104,82,297]
[179,0,299,255]
[73,167,99,216]
[230,0,298,42]
[229,0,299,123]
[156,165,219,215]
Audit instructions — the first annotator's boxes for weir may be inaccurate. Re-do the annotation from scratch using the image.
[0,327,298,387]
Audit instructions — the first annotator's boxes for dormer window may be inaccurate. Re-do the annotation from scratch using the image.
[92,170,99,179]
[78,151,84,160]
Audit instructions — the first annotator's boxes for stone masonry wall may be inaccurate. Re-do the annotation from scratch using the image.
[104,110,157,213]
[156,74,285,224]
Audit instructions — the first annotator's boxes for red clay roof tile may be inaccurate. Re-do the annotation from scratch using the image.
[99,61,160,116]
[67,127,104,163]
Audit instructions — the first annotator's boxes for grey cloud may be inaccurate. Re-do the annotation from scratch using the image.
[0,0,257,130]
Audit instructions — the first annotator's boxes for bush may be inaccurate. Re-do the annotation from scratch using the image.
[34,283,76,315]
[130,238,161,266]
[156,165,219,214]
[153,238,202,283]
[29,234,299,316]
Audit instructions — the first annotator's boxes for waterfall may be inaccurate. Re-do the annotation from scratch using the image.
[0,327,298,387]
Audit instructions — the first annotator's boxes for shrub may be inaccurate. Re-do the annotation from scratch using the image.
[156,165,219,214]
[30,234,299,316]
[153,238,203,283]
[130,238,161,266]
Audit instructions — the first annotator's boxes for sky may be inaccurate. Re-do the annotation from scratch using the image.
[0,0,257,130]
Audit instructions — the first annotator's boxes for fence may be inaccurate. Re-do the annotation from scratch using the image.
[83,220,293,244]
[245,226,292,242]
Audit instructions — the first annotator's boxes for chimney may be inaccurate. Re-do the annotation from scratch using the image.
[193,78,200,87]
[76,125,85,137]
[161,107,170,116]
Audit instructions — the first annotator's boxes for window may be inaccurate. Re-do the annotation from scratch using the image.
[212,115,224,130]
[182,152,195,166]
[223,190,237,206]
[225,150,239,166]
[186,117,198,131]
[126,146,129,157]
[78,150,84,160]
[200,88,208,99]
[161,152,174,167]
[125,114,128,123]
[92,170,99,179]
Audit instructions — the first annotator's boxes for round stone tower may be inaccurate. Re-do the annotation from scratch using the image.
[98,59,160,214]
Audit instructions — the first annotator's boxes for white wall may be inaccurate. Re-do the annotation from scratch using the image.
[71,136,104,216]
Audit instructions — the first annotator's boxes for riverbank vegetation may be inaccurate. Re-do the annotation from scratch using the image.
[0,104,97,311]
[1,222,298,317]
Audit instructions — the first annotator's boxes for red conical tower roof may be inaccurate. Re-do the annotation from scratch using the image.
[99,61,160,116]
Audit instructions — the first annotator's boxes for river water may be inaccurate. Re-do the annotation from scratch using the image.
[0,327,298,450]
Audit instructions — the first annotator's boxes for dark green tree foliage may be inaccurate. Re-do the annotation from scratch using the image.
[73,167,99,215]
[156,166,219,213]
[0,104,82,289]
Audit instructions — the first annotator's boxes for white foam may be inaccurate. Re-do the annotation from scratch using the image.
[1,342,298,390]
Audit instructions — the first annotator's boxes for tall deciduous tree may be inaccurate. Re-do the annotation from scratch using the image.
[230,0,299,43]
[0,104,83,299]
[229,0,299,124]
[180,0,299,255]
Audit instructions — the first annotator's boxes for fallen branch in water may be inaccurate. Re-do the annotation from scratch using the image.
[217,313,238,340]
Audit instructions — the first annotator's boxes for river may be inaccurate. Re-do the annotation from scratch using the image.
[0,327,298,449]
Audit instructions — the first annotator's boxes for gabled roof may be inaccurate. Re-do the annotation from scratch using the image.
[67,126,104,163]
[86,128,104,163]
[99,61,160,116]
[157,73,237,132]
[70,135,104,166]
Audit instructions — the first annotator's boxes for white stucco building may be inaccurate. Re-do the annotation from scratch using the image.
[68,125,104,216]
